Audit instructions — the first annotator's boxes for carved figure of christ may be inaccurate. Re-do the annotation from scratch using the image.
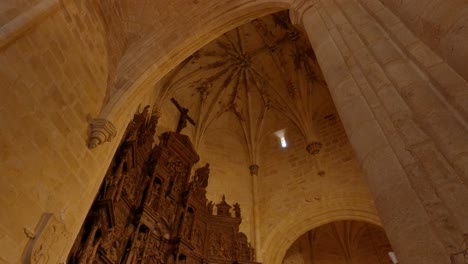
[170,97,196,133]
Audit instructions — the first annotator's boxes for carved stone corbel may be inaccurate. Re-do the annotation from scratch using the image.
[249,164,259,176]
[306,141,322,155]
[23,213,69,264]
[88,118,117,149]
[289,0,317,26]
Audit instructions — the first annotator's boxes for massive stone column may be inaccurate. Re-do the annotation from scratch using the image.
[373,0,468,83]
[290,0,468,263]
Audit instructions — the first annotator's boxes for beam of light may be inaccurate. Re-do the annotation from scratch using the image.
[388,252,398,264]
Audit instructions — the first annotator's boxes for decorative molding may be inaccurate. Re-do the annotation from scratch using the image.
[0,0,60,50]
[306,141,322,155]
[289,0,317,26]
[249,164,259,176]
[88,118,117,149]
[23,213,69,264]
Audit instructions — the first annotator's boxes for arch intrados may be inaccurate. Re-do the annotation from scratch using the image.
[91,2,383,263]
[261,207,381,264]
[101,1,291,124]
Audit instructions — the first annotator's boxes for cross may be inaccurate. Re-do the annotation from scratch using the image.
[171,97,195,133]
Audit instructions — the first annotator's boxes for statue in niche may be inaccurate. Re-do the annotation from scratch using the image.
[236,233,252,261]
[194,163,210,188]
[123,176,136,201]
[109,160,124,201]
[100,225,125,262]
[76,224,101,264]
[87,239,101,263]
[122,168,140,203]
[166,156,175,173]
[175,160,186,179]
[132,106,150,141]
[113,155,132,202]
[208,233,219,257]
[233,203,241,218]
[107,247,118,262]
[147,179,162,207]
[146,237,163,263]
[184,209,194,239]
[207,201,214,214]
[209,232,229,258]
[193,226,204,249]
[127,229,148,263]
[99,167,114,200]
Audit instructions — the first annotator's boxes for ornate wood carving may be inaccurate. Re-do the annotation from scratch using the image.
[68,105,258,264]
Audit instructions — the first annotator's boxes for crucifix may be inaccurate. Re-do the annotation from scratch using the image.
[171,97,195,133]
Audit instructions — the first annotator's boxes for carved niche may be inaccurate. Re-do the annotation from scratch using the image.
[67,105,258,264]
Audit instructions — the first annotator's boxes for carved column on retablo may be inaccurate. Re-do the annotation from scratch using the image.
[249,164,261,262]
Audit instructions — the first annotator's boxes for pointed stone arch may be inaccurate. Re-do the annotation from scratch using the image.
[261,204,382,264]
[99,1,293,134]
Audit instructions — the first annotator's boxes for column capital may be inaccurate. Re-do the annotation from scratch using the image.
[289,0,317,26]
[249,164,259,176]
[306,141,322,155]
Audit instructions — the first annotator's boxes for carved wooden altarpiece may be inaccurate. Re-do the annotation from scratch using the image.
[68,106,258,264]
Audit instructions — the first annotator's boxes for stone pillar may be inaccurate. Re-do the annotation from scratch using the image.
[78,224,99,264]
[290,1,451,263]
[249,164,262,262]
[371,0,468,82]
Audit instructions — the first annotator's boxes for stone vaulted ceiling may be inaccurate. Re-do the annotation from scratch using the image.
[155,11,333,163]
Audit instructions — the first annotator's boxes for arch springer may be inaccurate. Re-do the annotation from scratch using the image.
[289,0,317,26]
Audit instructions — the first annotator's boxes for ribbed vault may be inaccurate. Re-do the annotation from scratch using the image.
[155,11,332,162]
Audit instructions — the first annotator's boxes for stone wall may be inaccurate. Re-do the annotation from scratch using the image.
[0,1,113,262]
[197,113,255,240]
[0,2,158,261]
[258,105,378,261]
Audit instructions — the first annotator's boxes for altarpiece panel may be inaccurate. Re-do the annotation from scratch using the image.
[67,106,258,264]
